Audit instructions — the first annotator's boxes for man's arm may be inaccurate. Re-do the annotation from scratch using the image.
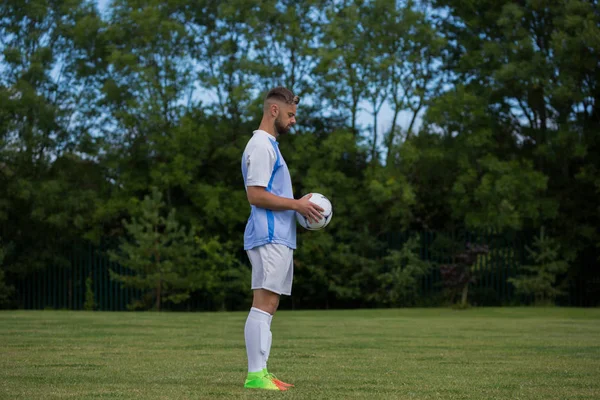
[247,186,298,211]
[247,186,324,223]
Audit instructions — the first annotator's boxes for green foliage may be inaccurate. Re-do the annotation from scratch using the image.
[424,87,558,231]
[367,236,433,307]
[0,269,14,309]
[0,0,104,276]
[508,228,569,305]
[109,188,211,310]
[83,276,95,311]
[429,0,600,292]
[452,155,553,231]
[0,244,15,308]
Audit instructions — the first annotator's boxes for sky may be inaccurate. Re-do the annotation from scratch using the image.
[94,0,421,138]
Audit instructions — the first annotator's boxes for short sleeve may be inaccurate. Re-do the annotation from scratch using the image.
[245,141,277,187]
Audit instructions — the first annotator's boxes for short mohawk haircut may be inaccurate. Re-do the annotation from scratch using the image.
[265,86,300,105]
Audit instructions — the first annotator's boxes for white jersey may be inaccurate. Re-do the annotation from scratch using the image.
[241,130,296,250]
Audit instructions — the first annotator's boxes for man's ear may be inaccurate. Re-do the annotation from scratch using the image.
[271,103,279,118]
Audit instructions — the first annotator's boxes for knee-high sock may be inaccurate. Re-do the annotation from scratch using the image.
[244,307,272,373]
[264,311,273,368]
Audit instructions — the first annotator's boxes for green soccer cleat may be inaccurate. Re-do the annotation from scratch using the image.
[244,370,286,391]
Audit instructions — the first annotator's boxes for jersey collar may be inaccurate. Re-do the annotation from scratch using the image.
[253,130,278,142]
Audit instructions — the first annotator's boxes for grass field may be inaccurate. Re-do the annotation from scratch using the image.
[1,308,599,399]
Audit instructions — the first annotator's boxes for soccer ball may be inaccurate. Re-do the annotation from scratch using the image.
[296,193,333,231]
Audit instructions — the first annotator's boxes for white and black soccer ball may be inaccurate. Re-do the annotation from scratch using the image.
[296,193,333,231]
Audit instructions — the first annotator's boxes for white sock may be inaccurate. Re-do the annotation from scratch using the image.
[244,307,272,373]
[265,312,273,368]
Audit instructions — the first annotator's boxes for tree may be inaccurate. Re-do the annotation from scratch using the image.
[508,228,569,305]
[382,1,446,164]
[189,0,257,122]
[83,275,95,311]
[423,86,557,231]
[98,0,195,201]
[439,242,490,308]
[250,0,326,96]
[0,0,105,281]
[366,235,433,307]
[109,188,222,310]
[431,0,600,277]
[314,1,371,134]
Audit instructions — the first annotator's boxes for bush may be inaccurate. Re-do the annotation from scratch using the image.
[83,276,95,311]
[508,228,569,305]
[0,245,15,309]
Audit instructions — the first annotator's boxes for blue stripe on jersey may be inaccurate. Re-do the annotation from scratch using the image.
[266,140,280,191]
[265,140,281,241]
[267,211,274,241]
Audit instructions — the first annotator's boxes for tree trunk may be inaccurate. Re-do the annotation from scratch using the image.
[68,277,72,310]
[154,237,161,311]
[461,283,469,307]
[156,279,161,311]
[371,108,378,162]
[386,109,400,166]
[351,99,359,135]
[406,100,422,141]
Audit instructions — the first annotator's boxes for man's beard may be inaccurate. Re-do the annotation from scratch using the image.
[275,117,291,135]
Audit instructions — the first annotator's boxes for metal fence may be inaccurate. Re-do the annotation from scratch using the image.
[385,230,523,306]
[11,231,598,310]
[15,243,142,311]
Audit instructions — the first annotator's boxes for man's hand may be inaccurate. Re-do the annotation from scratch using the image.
[295,194,325,224]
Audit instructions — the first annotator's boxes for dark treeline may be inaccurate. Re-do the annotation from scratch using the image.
[1,0,598,310]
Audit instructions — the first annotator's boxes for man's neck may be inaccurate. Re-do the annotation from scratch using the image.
[258,119,278,138]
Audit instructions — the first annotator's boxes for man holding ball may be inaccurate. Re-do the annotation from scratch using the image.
[240,87,324,391]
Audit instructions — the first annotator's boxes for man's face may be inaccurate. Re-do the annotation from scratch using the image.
[275,103,297,135]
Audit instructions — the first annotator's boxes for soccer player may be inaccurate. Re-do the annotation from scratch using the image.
[240,87,324,391]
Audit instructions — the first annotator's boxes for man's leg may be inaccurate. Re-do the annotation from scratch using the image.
[244,245,294,390]
[252,288,280,315]
[244,289,288,390]
[245,289,279,373]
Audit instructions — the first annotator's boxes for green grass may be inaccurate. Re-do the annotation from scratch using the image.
[1,308,599,399]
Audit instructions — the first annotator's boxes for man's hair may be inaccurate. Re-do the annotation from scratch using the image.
[265,86,300,105]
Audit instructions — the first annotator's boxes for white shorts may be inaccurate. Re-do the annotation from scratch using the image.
[246,244,294,296]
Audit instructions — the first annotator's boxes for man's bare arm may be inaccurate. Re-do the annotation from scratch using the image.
[247,186,298,211]
[246,186,324,223]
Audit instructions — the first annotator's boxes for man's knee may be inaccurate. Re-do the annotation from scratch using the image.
[253,289,280,314]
